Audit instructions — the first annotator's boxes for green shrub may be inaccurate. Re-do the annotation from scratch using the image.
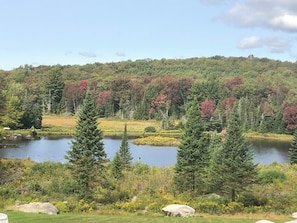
[226,202,244,214]
[54,201,69,213]
[132,162,150,175]
[114,200,146,213]
[144,126,156,133]
[258,169,287,184]
[196,201,223,214]
[268,195,297,214]
[237,191,268,207]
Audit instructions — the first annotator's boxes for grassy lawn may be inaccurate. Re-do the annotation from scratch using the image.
[3,211,291,223]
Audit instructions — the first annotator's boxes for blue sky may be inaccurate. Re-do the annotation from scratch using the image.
[1,0,297,70]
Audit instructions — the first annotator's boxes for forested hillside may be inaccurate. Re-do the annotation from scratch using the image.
[1,56,297,134]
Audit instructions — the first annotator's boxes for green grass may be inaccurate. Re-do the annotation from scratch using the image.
[2,211,290,223]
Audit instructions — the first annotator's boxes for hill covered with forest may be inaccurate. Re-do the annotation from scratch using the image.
[1,56,297,134]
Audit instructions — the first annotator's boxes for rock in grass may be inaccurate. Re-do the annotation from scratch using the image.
[10,202,58,215]
[285,220,297,223]
[161,204,195,217]
[292,212,297,218]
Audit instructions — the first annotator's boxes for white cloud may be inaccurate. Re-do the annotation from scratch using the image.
[221,0,297,32]
[78,50,96,58]
[238,35,292,53]
[237,36,263,49]
[265,36,291,53]
[270,15,297,32]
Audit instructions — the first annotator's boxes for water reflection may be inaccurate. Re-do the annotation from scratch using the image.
[0,137,291,166]
[0,138,178,167]
[249,139,290,165]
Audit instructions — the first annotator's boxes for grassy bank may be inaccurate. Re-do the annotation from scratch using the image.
[40,115,162,138]
[1,116,293,145]
[2,211,290,223]
[244,132,293,142]
[41,115,294,140]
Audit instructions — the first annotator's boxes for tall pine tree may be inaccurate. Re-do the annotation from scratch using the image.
[206,131,224,193]
[111,151,124,179]
[289,129,297,164]
[173,97,209,195]
[119,123,133,168]
[111,124,132,178]
[212,106,257,201]
[65,91,107,199]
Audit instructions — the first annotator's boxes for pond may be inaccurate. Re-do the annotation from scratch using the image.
[0,137,291,166]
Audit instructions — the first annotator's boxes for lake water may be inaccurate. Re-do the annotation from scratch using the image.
[0,137,291,166]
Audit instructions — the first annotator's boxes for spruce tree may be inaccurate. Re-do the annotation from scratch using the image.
[289,129,297,164]
[119,123,133,168]
[111,152,124,179]
[173,98,209,195]
[65,91,107,199]
[206,131,224,193]
[213,106,257,201]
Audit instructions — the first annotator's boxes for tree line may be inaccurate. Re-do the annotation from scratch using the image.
[67,90,256,203]
[1,56,297,134]
[66,89,297,208]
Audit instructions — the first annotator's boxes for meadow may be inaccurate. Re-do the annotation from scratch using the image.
[1,115,296,222]
[2,211,291,223]
[41,115,162,137]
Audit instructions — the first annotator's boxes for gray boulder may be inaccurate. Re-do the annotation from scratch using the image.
[0,213,8,223]
[162,204,195,217]
[285,220,297,223]
[11,202,58,215]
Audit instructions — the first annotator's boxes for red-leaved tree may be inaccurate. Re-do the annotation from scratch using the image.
[282,104,297,131]
[201,99,215,120]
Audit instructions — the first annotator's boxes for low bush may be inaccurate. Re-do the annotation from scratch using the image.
[258,169,287,184]
[144,126,156,133]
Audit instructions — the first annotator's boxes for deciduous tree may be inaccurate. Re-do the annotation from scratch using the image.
[2,96,24,129]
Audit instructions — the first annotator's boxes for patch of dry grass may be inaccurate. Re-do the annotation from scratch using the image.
[132,136,180,146]
[42,115,161,137]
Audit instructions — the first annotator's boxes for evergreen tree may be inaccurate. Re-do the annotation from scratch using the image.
[173,98,209,195]
[45,66,65,114]
[65,91,107,199]
[212,106,257,201]
[111,152,124,179]
[119,124,133,168]
[206,131,224,193]
[21,96,42,129]
[289,129,297,164]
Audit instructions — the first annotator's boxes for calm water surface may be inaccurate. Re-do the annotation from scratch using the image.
[0,138,177,167]
[0,137,291,166]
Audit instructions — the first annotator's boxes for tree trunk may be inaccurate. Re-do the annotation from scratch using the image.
[231,188,236,202]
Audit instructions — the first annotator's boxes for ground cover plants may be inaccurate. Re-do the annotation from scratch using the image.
[1,211,291,223]
[1,158,297,217]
